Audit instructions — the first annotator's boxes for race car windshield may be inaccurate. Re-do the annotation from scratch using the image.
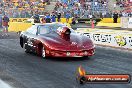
[38,24,75,35]
[38,26,51,34]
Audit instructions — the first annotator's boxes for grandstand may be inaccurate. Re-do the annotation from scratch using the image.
[111,0,132,17]
[54,0,110,18]
[2,0,131,19]
[0,0,113,19]
[0,0,50,18]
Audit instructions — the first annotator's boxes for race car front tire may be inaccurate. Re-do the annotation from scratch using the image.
[42,46,46,59]
[23,43,30,53]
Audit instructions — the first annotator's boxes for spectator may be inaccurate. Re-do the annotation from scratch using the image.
[113,12,118,23]
[45,13,51,23]
[33,11,40,23]
[65,11,71,23]
[72,17,76,25]
[0,11,3,28]
[2,14,9,35]
[114,3,117,9]
[57,12,61,22]
[89,14,93,19]
[41,15,46,23]
[51,12,56,22]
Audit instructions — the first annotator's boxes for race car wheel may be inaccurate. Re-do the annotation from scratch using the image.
[23,43,30,53]
[42,46,46,58]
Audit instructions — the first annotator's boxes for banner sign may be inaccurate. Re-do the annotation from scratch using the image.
[76,28,132,49]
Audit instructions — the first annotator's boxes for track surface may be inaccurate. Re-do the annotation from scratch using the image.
[0,33,132,88]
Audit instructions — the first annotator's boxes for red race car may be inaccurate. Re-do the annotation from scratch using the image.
[20,23,95,58]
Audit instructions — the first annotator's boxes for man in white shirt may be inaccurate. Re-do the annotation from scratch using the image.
[89,14,93,19]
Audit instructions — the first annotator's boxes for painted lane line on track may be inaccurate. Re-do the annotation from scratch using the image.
[0,79,13,88]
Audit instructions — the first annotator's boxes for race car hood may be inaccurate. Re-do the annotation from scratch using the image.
[39,33,94,51]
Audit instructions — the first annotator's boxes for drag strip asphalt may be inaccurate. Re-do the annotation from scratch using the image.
[0,36,132,88]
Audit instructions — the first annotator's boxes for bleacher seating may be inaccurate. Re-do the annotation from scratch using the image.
[0,0,49,18]
[115,0,132,17]
[55,0,109,18]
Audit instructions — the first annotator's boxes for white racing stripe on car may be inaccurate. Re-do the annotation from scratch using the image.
[0,79,13,88]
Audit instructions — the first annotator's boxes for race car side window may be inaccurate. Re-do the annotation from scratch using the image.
[26,25,37,35]
[37,25,51,34]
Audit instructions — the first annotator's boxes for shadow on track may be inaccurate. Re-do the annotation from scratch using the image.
[44,57,93,62]
[24,52,94,62]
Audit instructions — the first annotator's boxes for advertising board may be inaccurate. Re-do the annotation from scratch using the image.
[76,28,132,49]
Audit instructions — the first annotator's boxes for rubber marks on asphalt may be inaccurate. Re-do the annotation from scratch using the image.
[0,79,13,88]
